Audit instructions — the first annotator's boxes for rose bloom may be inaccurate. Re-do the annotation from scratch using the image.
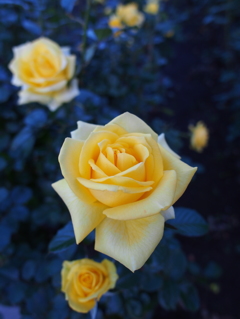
[108,15,124,30]
[164,30,175,38]
[109,3,144,30]
[8,37,79,111]
[144,1,159,15]
[189,121,209,152]
[52,113,197,272]
[61,258,118,313]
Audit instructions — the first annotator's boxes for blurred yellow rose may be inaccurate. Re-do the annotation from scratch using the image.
[108,15,124,29]
[8,37,79,111]
[164,30,175,38]
[189,121,209,152]
[52,113,197,271]
[144,1,159,15]
[108,3,144,30]
[61,258,118,313]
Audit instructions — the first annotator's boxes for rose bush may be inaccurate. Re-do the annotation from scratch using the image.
[61,258,118,313]
[8,37,79,111]
[52,113,197,271]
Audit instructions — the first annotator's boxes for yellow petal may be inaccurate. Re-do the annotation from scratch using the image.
[96,152,120,176]
[101,259,118,289]
[109,15,124,29]
[59,138,96,204]
[118,134,163,185]
[52,179,106,244]
[90,189,147,207]
[89,176,153,188]
[94,123,128,136]
[95,213,165,272]
[71,121,99,141]
[116,152,138,171]
[103,170,177,220]
[78,176,152,207]
[66,55,76,79]
[159,145,197,203]
[114,162,145,182]
[65,282,96,313]
[133,143,149,162]
[80,131,118,179]
[89,159,107,179]
[108,112,158,141]
[78,176,152,190]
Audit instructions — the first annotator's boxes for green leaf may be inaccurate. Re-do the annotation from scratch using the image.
[164,223,177,230]
[84,44,97,64]
[117,269,142,289]
[180,282,200,312]
[158,280,181,310]
[167,207,209,236]
[126,299,143,318]
[153,243,187,279]
[94,28,112,40]
[48,222,75,253]
[140,273,163,292]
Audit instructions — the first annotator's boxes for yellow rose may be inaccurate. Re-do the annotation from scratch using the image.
[189,121,209,152]
[52,113,197,272]
[109,3,144,29]
[144,2,159,15]
[164,30,175,38]
[61,258,118,313]
[8,37,79,111]
[108,15,124,29]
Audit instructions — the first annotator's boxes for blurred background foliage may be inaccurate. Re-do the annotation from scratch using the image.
[0,0,239,318]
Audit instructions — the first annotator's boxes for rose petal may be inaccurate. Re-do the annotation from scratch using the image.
[65,283,96,313]
[89,176,153,187]
[59,138,96,203]
[94,123,128,136]
[66,55,76,79]
[103,170,177,220]
[80,131,118,179]
[71,121,99,141]
[96,152,121,176]
[61,47,71,56]
[101,259,118,289]
[33,80,67,93]
[160,145,197,203]
[78,176,152,207]
[89,159,108,179]
[115,162,145,181]
[109,112,159,141]
[116,152,138,171]
[78,176,153,190]
[48,79,79,111]
[52,179,106,244]
[95,213,165,272]
[118,134,163,185]
[161,206,175,221]
[18,89,51,106]
[158,133,181,159]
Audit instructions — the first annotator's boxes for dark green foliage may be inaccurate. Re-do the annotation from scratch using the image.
[0,0,234,318]
[167,207,209,237]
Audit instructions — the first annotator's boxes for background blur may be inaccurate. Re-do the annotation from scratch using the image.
[0,0,239,318]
